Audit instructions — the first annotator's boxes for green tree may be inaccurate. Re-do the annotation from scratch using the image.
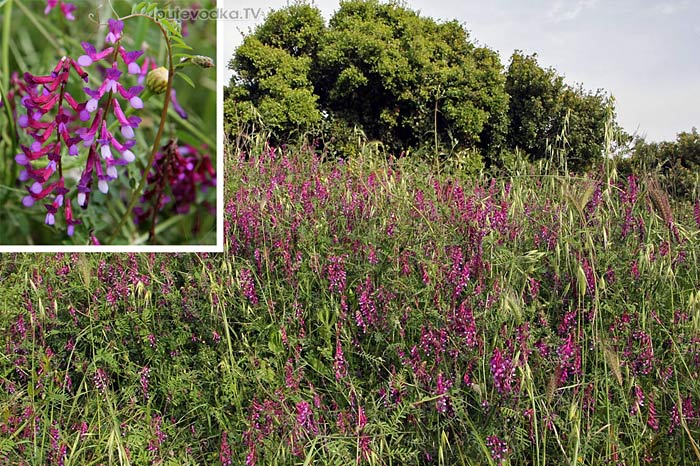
[505,51,564,160]
[226,1,509,164]
[505,51,613,171]
[315,0,509,162]
[226,5,325,141]
[625,128,700,198]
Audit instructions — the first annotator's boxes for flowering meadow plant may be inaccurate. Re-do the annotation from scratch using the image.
[0,1,216,245]
[2,142,698,464]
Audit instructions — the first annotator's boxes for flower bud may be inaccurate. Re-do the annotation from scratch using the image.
[192,55,214,68]
[146,66,169,94]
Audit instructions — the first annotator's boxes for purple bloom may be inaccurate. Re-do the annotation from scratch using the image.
[77,42,114,67]
[133,142,216,229]
[486,435,509,465]
[647,398,659,431]
[220,432,233,466]
[14,20,146,235]
[105,19,124,44]
[44,0,76,20]
[490,347,516,394]
[239,268,258,305]
[93,367,109,393]
[326,255,348,294]
[334,338,347,380]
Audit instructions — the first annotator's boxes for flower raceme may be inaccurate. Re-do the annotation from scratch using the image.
[14,19,145,236]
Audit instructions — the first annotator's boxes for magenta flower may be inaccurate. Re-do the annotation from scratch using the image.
[77,42,114,67]
[220,432,233,466]
[486,435,509,465]
[44,0,76,21]
[15,57,88,233]
[133,143,216,228]
[490,347,516,394]
[105,19,124,44]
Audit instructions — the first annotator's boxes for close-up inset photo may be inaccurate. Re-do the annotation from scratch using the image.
[0,1,217,247]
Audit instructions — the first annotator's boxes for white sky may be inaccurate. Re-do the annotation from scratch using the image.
[219,0,700,142]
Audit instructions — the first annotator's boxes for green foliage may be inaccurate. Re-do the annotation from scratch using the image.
[505,52,564,161]
[505,51,613,171]
[226,5,324,142]
[621,128,700,199]
[227,0,510,164]
[228,37,321,142]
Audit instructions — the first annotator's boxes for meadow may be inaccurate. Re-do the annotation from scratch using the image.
[1,136,699,465]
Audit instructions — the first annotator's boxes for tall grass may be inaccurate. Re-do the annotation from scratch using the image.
[1,136,699,464]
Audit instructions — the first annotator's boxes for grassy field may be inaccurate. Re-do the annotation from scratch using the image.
[1,140,700,464]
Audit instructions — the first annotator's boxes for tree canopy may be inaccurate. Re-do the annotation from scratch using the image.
[226,0,618,171]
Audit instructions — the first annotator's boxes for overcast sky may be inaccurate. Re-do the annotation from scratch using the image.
[219,0,700,142]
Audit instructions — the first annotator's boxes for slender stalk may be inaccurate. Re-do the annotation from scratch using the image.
[1,0,11,91]
[109,13,175,243]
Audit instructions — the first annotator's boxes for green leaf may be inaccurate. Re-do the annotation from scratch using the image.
[171,36,193,51]
[177,72,195,88]
[131,2,147,14]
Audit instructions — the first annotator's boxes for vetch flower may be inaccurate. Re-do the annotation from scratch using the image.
[77,42,114,68]
[133,141,216,232]
[105,18,124,44]
[15,57,88,234]
[44,0,76,21]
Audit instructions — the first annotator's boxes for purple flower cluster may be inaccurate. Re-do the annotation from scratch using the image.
[486,435,509,464]
[133,143,216,227]
[14,19,144,235]
[490,347,516,394]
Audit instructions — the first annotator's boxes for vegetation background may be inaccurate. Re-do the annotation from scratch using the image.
[0,1,699,465]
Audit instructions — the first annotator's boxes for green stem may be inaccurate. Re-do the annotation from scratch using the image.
[108,14,175,244]
[1,0,11,91]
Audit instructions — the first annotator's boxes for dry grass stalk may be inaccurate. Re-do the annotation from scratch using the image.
[645,175,673,227]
